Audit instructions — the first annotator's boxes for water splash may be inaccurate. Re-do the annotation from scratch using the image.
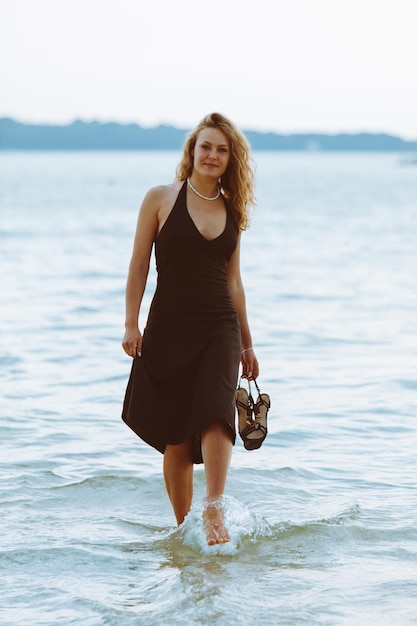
[174,495,271,555]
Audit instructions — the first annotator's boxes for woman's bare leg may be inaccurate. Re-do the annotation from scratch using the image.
[163,438,194,525]
[201,419,233,545]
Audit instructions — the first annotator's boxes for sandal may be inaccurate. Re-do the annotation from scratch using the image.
[236,378,270,450]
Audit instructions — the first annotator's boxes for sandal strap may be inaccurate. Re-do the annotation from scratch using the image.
[236,399,252,417]
[240,422,267,439]
[239,376,263,399]
[238,377,256,408]
[255,395,271,411]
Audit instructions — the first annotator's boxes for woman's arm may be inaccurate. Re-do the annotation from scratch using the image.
[227,233,259,380]
[122,187,161,358]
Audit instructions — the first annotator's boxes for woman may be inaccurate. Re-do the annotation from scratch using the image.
[121,112,259,545]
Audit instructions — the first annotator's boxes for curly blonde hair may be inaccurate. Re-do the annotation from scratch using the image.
[176,112,255,230]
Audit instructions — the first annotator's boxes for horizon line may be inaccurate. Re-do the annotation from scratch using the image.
[1,115,416,142]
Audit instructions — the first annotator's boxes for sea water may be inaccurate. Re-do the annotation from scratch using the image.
[1,150,417,625]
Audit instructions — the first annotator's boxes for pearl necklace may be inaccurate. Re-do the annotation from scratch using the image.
[187,178,221,201]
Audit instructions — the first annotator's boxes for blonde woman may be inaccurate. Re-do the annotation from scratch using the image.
[122,113,259,545]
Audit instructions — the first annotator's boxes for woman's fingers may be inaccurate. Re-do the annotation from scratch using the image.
[241,352,259,380]
[122,329,142,358]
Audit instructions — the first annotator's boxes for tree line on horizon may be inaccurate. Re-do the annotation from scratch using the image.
[0,117,416,151]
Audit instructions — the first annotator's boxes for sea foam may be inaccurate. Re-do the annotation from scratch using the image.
[175,495,271,555]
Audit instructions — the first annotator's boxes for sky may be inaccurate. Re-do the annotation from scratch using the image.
[1,0,416,138]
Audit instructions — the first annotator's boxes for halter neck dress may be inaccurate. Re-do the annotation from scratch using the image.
[121,180,241,463]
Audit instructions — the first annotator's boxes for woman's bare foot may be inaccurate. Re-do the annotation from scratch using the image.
[203,498,230,546]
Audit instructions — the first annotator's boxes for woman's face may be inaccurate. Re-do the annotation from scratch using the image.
[192,127,230,179]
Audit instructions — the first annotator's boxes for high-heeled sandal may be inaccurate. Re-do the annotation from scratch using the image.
[235,378,270,450]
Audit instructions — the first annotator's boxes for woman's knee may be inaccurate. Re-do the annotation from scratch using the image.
[164,437,193,462]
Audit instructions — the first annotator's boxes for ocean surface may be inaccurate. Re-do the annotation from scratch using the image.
[1,150,416,626]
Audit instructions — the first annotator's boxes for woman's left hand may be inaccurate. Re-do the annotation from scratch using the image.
[241,349,259,380]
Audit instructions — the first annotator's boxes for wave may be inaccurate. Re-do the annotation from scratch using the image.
[172,495,272,556]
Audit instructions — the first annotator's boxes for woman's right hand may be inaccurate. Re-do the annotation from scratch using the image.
[122,327,142,358]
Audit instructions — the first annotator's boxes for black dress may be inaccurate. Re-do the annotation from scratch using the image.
[121,181,241,463]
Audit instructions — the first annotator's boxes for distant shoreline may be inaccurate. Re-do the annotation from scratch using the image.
[1,118,416,151]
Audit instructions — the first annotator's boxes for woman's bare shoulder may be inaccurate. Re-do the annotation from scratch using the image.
[144,182,182,206]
